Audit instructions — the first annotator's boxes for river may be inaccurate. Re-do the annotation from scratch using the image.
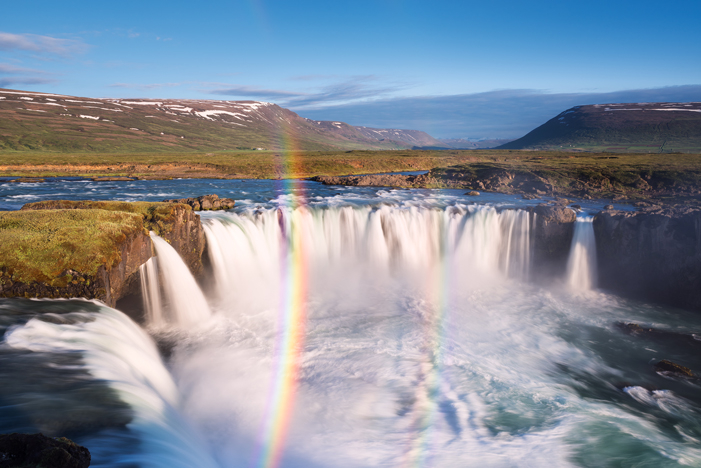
[1,178,699,467]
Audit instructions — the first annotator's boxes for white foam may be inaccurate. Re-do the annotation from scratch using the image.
[5,306,218,468]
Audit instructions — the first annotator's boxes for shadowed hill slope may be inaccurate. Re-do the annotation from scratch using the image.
[498,102,701,153]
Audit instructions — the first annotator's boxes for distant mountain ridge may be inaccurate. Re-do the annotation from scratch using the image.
[499,102,701,153]
[0,88,442,152]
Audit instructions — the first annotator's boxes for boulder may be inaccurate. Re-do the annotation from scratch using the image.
[654,360,694,378]
[0,433,90,468]
[162,194,235,211]
[464,191,480,196]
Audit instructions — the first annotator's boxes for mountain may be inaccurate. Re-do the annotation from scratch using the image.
[409,138,515,150]
[498,102,701,153]
[0,88,439,152]
[436,138,515,149]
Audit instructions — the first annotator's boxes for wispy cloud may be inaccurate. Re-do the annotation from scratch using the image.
[297,85,701,139]
[209,76,407,108]
[0,32,88,57]
[287,74,340,81]
[0,62,56,88]
[210,85,304,99]
[109,82,184,90]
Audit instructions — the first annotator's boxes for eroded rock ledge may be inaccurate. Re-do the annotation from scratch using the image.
[594,206,701,311]
[0,201,205,307]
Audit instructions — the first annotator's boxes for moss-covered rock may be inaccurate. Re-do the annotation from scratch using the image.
[21,200,206,275]
[0,209,144,286]
[0,209,151,306]
[1,200,206,305]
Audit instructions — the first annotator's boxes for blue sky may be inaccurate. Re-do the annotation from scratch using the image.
[2,0,700,138]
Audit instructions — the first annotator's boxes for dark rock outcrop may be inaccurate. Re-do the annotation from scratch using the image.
[0,433,90,468]
[527,204,577,276]
[654,360,695,378]
[156,205,206,276]
[162,194,235,211]
[594,207,701,311]
[310,173,431,187]
[615,322,701,351]
[433,165,553,194]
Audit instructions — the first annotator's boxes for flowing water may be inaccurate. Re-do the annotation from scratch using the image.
[1,180,699,467]
[566,217,597,291]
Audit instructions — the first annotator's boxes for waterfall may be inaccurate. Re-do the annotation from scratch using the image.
[202,204,535,307]
[499,209,533,279]
[140,257,163,324]
[5,305,218,468]
[145,233,212,327]
[566,216,597,290]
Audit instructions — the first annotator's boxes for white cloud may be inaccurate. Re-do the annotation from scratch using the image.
[0,62,56,88]
[0,32,88,56]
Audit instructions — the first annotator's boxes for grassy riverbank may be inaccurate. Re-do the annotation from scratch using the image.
[1,149,700,201]
[0,149,475,179]
[0,209,144,286]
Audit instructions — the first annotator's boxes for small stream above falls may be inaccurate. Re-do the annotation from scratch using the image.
[1,179,698,468]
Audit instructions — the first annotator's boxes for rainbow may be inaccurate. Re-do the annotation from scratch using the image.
[403,234,454,467]
[252,121,308,468]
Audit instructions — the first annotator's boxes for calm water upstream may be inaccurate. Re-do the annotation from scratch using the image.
[1,178,698,467]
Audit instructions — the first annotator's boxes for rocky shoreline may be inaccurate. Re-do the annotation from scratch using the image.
[311,165,701,205]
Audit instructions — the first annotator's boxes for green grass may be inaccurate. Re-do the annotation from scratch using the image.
[2,149,700,201]
[22,200,192,235]
[0,209,144,286]
[0,149,481,178]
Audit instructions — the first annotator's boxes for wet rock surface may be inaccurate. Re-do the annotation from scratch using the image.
[0,268,105,304]
[162,194,235,211]
[615,322,701,351]
[654,360,695,378]
[526,204,577,277]
[594,206,701,311]
[0,433,90,468]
